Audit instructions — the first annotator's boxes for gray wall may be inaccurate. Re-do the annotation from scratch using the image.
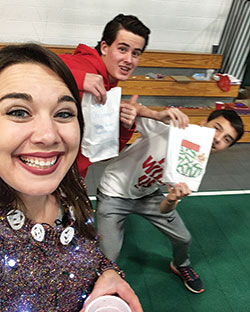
[0,0,232,53]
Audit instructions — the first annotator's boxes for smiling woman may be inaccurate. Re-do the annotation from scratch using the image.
[0,44,142,312]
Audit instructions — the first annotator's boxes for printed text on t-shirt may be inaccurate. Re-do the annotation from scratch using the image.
[134,156,166,189]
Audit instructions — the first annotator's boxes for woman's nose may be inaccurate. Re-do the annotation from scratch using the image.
[30,118,60,146]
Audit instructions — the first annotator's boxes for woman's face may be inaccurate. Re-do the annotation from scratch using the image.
[0,63,80,197]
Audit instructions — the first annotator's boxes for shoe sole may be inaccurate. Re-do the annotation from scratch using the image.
[170,261,205,294]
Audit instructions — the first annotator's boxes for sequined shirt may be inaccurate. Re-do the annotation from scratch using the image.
[0,208,122,312]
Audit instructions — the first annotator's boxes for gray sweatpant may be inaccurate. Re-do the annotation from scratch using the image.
[96,189,191,267]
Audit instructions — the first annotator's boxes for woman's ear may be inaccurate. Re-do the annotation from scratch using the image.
[100,41,108,56]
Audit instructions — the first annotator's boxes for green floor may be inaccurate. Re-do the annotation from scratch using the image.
[93,194,250,312]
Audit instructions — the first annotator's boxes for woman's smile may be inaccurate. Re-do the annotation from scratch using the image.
[16,152,64,175]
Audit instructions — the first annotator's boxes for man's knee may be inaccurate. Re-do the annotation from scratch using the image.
[176,230,192,245]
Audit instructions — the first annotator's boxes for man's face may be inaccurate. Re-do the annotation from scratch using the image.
[100,29,145,83]
[202,116,238,152]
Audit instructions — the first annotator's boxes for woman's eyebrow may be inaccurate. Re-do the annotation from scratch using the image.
[0,93,77,106]
[0,92,32,102]
[58,95,77,105]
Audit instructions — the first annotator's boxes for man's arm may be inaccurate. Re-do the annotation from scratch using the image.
[136,105,189,129]
[60,53,107,103]
[119,97,189,149]
[121,95,189,128]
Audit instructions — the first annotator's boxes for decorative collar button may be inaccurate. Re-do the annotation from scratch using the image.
[31,224,45,242]
[7,210,25,230]
[60,226,74,245]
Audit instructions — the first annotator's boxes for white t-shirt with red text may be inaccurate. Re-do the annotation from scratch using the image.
[98,117,169,199]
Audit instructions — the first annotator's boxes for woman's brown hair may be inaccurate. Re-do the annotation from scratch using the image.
[0,43,96,238]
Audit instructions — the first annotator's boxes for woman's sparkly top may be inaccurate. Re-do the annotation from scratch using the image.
[0,207,123,312]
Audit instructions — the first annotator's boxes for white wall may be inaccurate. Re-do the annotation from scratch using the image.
[0,0,232,52]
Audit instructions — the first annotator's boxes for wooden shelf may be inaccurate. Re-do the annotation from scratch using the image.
[118,76,240,98]
[138,50,223,69]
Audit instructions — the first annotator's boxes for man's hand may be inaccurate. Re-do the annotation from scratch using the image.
[160,183,191,214]
[129,99,189,129]
[167,182,191,202]
[81,269,143,312]
[120,95,138,128]
[83,73,107,104]
[156,108,189,128]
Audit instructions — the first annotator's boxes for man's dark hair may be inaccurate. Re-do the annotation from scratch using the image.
[208,109,244,145]
[95,14,150,55]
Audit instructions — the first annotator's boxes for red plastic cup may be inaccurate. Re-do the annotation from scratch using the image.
[215,102,224,110]
[85,295,131,312]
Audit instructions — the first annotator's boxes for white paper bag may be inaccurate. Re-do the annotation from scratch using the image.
[81,87,121,162]
[163,124,215,191]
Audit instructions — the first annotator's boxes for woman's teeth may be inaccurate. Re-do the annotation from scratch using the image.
[20,157,57,169]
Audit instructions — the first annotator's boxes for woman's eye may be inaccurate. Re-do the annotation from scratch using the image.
[55,111,75,119]
[6,109,29,118]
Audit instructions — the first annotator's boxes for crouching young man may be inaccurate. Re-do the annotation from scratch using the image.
[95,109,244,294]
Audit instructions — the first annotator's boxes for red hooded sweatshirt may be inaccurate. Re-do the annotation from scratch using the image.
[60,44,135,177]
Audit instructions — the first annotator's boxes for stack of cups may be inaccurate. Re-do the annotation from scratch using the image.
[85,295,132,312]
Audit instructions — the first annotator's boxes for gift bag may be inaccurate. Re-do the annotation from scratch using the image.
[163,124,215,191]
[81,87,121,162]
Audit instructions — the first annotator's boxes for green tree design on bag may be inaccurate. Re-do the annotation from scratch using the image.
[177,139,206,178]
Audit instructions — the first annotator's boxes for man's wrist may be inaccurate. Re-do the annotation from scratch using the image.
[166,198,177,204]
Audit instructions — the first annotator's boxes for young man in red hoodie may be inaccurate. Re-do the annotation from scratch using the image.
[60,14,151,177]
